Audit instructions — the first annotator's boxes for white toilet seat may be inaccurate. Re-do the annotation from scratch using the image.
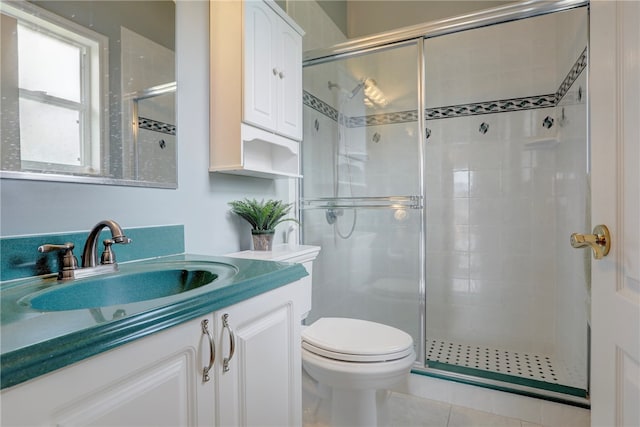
[302,317,414,363]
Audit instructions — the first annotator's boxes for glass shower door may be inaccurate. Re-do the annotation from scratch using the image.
[301,41,423,357]
[422,7,590,398]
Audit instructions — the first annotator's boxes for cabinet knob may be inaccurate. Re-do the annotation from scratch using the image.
[272,68,278,76]
[278,71,284,79]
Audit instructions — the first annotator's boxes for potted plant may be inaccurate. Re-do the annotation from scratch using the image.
[228,198,299,251]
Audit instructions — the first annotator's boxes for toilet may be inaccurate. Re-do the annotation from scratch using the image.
[302,317,415,427]
[226,244,415,427]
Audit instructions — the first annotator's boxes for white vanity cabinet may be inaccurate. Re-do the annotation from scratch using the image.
[0,280,306,427]
[0,315,215,426]
[210,0,304,178]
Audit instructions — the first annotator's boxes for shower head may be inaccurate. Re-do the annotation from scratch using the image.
[349,80,366,99]
[328,78,387,106]
[328,80,366,100]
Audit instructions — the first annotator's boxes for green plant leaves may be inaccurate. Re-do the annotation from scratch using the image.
[228,198,299,231]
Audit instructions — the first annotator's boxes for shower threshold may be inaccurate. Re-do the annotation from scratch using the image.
[424,338,588,400]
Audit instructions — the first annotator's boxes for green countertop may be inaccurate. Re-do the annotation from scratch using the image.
[0,254,307,390]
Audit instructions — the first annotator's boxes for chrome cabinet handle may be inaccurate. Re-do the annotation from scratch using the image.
[570,224,611,259]
[201,319,215,382]
[222,313,235,373]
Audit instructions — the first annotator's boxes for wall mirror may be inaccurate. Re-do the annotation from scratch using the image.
[0,0,177,188]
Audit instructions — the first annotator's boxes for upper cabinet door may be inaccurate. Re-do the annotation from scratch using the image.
[243,1,278,133]
[243,0,303,141]
[277,21,303,141]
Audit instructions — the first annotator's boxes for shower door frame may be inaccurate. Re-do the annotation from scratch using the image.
[301,0,590,407]
[300,38,427,363]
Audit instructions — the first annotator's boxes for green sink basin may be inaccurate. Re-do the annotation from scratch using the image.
[20,262,237,311]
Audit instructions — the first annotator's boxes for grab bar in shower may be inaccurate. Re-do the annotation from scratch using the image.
[300,195,423,210]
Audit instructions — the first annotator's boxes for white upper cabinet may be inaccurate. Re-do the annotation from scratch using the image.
[210,0,304,178]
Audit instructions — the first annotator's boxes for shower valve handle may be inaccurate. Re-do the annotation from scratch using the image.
[570,224,611,259]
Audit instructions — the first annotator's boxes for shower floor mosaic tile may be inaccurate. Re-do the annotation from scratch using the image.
[425,338,587,392]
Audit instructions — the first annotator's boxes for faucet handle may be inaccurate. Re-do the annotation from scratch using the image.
[101,239,116,265]
[38,242,78,280]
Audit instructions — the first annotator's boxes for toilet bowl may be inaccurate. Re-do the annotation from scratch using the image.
[301,317,415,427]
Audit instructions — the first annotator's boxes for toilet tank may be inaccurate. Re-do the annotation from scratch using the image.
[225,245,321,319]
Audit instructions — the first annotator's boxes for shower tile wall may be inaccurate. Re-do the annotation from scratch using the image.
[424,107,559,354]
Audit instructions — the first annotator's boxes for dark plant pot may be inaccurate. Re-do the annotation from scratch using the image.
[251,230,274,251]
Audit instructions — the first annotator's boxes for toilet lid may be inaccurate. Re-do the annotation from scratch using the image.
[302,317,414,362]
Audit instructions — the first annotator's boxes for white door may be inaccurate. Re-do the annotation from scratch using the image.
[590,1,640,426]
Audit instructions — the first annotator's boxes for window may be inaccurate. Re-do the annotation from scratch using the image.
[1,1,107,175]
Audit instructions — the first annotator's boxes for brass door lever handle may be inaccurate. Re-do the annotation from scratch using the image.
[570,224,611,259]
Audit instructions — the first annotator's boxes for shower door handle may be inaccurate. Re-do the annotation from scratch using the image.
[570,224,611,259]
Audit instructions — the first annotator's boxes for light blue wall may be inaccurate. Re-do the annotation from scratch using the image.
[0,1,292,256]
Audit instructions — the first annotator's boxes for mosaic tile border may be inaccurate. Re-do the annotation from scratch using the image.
[303,91,338,122]
[351,110,419,127]
[556,46,587,103]
[425,94,556,120]
[138,117,176,135]
[303,47,587,127]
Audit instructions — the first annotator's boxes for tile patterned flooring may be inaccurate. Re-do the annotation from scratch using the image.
[388,392,546,427]
[304,391,558,427]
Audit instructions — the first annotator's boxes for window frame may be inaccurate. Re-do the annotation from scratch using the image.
[1,0,108,175]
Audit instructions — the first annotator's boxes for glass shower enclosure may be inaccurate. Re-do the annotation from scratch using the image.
[301,2,589,405]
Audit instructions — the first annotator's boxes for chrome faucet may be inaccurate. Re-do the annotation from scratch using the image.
[38,220,131,280]
[81,219,131,268]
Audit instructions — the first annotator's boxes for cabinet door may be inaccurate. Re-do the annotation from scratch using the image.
[215,283,302,427]
[1,315,215,427]
[276,20,303,141]
[243,0,278,133]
